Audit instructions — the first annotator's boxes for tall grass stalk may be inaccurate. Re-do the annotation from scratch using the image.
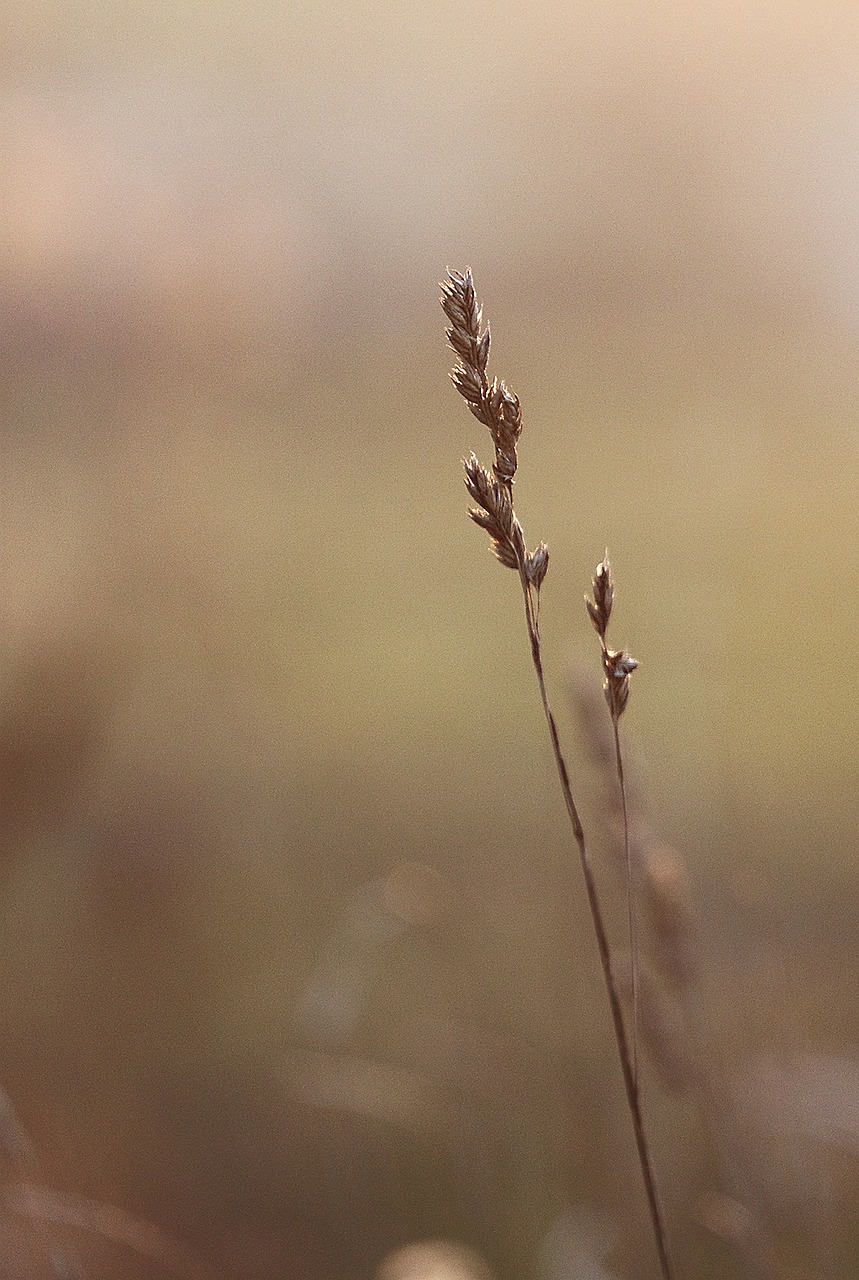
[585,555,641,1087]
[440,268,673,1280]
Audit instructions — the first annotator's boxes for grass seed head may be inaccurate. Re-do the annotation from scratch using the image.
[585,556,614,637]
[446,273,541,578]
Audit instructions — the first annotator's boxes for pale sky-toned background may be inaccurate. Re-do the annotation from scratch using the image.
[2,4,859,1277]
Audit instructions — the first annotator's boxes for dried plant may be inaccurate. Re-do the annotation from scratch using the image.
[441,268,673,1280]
[585,556,641,1084]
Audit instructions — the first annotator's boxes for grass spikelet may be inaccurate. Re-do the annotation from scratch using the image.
[441,267,674,1280]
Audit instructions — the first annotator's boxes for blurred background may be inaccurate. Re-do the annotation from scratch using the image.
[2,1,859,1276]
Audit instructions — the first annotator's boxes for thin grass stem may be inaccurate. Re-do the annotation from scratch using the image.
[519,572,674,1280]
[610,674,639,1090]
[443,268,674,1280]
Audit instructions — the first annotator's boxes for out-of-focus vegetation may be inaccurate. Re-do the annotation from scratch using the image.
[2,3,859,1277]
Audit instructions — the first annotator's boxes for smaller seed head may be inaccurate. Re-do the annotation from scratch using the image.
[525,542,550,590]
[586,557,614,636]
[602,648,638,719]
[606,649,639,679]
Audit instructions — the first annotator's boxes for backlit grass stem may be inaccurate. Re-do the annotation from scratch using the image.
[441,267,674,1280]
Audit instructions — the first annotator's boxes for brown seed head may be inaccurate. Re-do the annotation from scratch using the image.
[462,453,523,571]
[525,541,550,590]
[442,270,522,487]
[602,648,638,719]
[585,557,614,637]
[441,268,482,349]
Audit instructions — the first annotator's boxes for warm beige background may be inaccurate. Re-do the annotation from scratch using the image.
[2,3,859,1278]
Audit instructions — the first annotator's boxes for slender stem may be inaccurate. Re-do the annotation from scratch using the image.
[518,572,674,1280]
[610,708,639,1091]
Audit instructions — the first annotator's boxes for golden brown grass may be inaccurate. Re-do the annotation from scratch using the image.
[441,267,673,1280]
[440,267,848,1280]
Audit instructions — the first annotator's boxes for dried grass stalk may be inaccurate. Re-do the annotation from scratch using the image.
[586,556,641,1085]
[612,954,699,1096]
[442,268,673,1280]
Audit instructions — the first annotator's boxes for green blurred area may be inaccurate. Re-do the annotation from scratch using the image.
[2,3,859,1277]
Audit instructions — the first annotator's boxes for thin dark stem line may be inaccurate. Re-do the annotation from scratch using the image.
[611,707,639,1091]
[518,572,674,1280]
[444,267,672,1278]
